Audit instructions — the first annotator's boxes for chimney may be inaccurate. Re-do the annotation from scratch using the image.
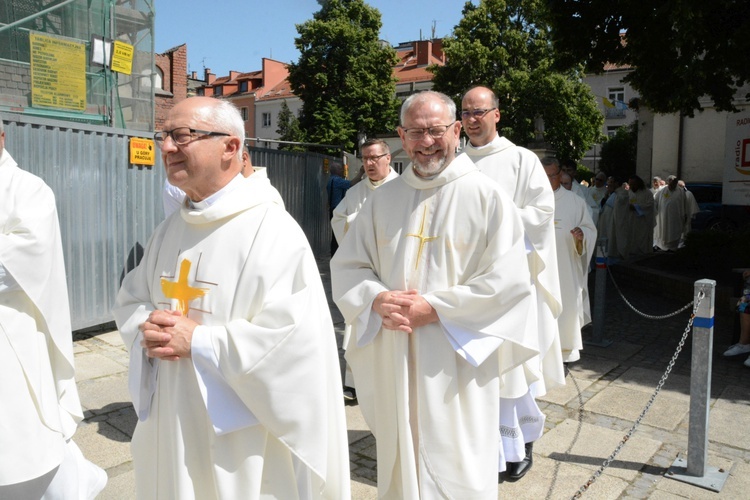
[205,68,215,84]
[229,70,240,80]
[416,40,431,66]
[432,39,444,63]
[191,71,197,79]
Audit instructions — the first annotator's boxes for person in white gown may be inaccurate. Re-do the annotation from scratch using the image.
[0,119,107,499]
[114,97,349,500]
[542,159,597,362]
[332,91,536,498]
[461,85,563,481]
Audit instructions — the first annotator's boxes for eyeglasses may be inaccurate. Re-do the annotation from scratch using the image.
[362,153,389,163]
[154,127,231,147]
[401,121,456,141]
[460,108,496,120]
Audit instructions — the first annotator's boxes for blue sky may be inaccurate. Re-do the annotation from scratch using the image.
[155,0,478,76]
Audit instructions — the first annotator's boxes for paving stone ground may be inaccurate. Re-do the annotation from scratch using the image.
[72,257,750,499]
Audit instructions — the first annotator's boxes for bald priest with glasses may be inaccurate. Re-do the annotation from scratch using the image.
[114,97,350,499]
[331,91,536,498]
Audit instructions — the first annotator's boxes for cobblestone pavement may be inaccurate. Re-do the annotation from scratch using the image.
[72,257,750,499]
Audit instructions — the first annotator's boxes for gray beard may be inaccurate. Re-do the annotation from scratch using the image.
[413,156,447,177]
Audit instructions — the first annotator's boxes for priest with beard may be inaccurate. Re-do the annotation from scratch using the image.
[332,91,536,498]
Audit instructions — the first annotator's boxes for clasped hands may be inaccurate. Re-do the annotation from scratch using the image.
[372,289,438,333]
[139,309,198,361]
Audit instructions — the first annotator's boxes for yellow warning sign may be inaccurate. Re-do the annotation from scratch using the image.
[130,137,156,166]
[111,40,134,75]
[29,32,86,111]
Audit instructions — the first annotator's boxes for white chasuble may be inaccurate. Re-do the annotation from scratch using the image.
[114,175,349,500]
[552,188,597,362]
[654,187,687,251]
[0,150,84,485]
[332,153,536,499]
[465,136,564,394]
[331,167,399,245]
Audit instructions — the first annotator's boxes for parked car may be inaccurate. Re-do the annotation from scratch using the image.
[687,182,750,231]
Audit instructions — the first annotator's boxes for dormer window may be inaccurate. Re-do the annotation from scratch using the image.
[240,81,248,92]
[214,86,223,96]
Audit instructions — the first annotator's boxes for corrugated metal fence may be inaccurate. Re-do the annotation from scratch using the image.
[2,114,332,331]
[248,146,332,256]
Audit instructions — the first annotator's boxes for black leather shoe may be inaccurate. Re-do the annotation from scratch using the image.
[343,386,357,405]
[507,442,533,480]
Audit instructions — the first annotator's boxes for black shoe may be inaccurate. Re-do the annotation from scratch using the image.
[343,386,357,405]
[507,442,534,481]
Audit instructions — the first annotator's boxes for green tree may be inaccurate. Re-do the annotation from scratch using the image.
[430,0,603,161]
[546,0,750,116]
[598,121,637,180]
[275,100,305,152]
[288,0,400,155]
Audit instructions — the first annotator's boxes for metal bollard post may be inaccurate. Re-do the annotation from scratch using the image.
[667,279,730,492]
[585,240,612,348]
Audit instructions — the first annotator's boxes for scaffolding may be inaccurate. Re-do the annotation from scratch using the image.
[0,0,155,130]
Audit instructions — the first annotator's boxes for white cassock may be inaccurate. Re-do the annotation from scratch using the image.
[654,187,688,251]
[682,189,700,242]
[114,174,350,500]
[331,167,399,245]
[465,136,564,466]
[589,185,607,215]
[553,187,597,362]
[572,179,600,225]
[597,192,614,243]
[332,154,536,499]
[611,187,632,260]
[626,188,655,257]
[0,149,105,498]
[331,167,399,387]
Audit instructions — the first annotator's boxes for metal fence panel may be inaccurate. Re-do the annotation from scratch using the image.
[249,146,333,256]
[1,117,333,331]
[3,114,165,331]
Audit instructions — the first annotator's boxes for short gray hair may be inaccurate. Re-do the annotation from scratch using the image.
[400,91,456,126]
[193,99,246,161]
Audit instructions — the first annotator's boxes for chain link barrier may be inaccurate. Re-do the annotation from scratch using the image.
[568,288,706,498]
[607,264,695,319]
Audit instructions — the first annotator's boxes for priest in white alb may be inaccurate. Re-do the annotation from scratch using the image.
[543,158,597,363]
[114,97,349,499]
[331,91,536,498]
[654,175,689,251]
[461,85,563,481]
[0,120,107,499]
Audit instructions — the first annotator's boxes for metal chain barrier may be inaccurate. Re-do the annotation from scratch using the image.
[606,264,694,319]
[569,289,705,499]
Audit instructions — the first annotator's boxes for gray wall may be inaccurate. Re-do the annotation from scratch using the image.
[2,115,333,331]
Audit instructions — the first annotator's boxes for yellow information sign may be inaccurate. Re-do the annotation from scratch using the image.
[111,40,134,75]
[29,32,86,111]
[129,137,156,166]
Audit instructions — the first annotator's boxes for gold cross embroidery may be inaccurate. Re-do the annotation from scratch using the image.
[161,259,210,315]
[407,206,438,270]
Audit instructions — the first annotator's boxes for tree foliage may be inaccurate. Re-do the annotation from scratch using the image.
[288,0,400,154]
[430,0,603,161]
[598,121,637,179]
[275,101,306,152]
[546,0,750,116]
